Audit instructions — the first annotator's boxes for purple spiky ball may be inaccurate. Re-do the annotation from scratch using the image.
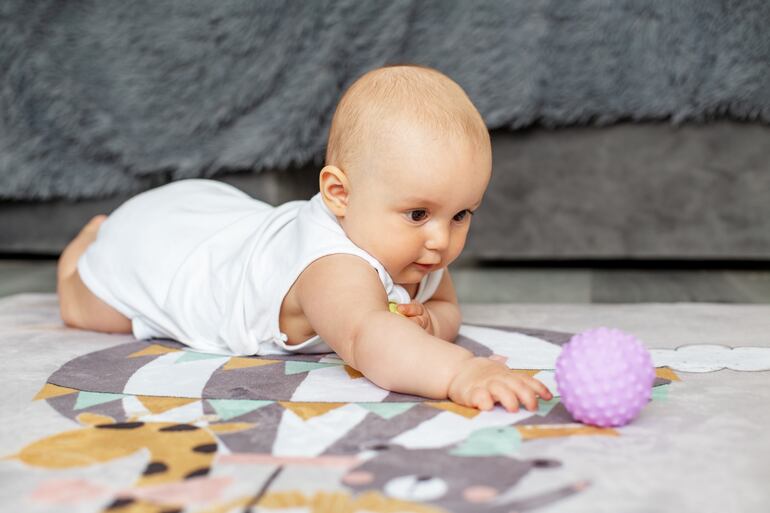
[554,327,656,427]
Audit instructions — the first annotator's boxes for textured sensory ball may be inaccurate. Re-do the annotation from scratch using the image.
[554,327,656,427]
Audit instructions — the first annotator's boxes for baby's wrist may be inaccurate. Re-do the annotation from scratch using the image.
[447,355,488,402]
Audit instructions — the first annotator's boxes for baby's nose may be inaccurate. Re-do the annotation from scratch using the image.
[425,224,450,251]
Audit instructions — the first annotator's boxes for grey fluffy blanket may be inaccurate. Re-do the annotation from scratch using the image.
[2,0,769,200]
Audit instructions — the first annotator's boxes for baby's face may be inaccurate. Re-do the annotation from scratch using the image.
[340,122,491,285]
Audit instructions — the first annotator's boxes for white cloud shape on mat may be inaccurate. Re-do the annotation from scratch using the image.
[458,325,562,369]
[458,324,770,374]
[650,345,770,373]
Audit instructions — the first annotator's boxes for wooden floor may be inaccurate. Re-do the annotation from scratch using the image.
[2,258,769,303]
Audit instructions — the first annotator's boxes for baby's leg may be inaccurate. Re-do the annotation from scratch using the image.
[57,215,132,334]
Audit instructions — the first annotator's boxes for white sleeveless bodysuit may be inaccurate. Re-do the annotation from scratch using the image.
[77,179,444,356]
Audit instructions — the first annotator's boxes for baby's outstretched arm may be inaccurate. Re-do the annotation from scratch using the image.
[294,255,552,411]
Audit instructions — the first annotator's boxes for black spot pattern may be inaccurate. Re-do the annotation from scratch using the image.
[532,458,562,469]
[192,443,218,453]
[143,461,169,475]
[105,497,135,509]
[95,422,145,430]
[159,424,199,432]
[184,467,210,479]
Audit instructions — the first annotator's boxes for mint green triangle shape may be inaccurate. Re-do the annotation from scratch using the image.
[175,351,227,364]
[74,391,127,410]
[359,402,417,419]
[450,426,522,457]
[284,361,341,375]
[651,385,670,401]
[537,397,560,416]
[208,399,273,420]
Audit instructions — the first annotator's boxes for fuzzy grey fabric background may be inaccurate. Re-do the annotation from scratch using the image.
[2,0,769,201]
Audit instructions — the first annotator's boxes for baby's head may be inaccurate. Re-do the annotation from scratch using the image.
[320,64,492,285]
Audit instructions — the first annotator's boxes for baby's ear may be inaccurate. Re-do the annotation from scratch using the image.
[319,165,349,216]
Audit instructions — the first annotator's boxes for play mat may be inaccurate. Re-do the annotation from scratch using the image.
[2,294,769,512]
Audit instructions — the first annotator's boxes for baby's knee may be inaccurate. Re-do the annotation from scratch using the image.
[60,308,79,329]
[58,272,132,334]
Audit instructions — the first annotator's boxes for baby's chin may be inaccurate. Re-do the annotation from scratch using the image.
[392,267,433,284]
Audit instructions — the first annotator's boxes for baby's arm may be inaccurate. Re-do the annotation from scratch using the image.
[294,255,552,410]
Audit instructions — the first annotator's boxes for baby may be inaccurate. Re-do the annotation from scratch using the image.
[57,64,552,412]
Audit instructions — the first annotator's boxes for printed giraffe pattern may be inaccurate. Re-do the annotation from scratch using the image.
[11,323,677,512]
[16,413,223,486]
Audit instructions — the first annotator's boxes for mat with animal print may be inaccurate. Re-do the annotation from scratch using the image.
[6,294,769,513]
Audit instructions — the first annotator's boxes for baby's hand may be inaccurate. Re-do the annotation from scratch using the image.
[448,357,553,412]
[396,300,435,335]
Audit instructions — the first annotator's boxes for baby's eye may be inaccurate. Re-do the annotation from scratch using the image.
[408,210,428,222]
[453,209,472,222]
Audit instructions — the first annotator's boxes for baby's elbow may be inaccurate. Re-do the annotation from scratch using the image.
[347,311,375,371]
[346,310,393,382]
[337,308,376,370]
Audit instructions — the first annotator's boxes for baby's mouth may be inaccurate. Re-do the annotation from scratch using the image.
[413,262,436,271]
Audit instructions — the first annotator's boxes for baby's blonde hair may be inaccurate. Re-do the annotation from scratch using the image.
[324,64,490,180]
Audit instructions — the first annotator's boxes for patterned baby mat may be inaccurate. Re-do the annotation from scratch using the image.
[25,323,677,513]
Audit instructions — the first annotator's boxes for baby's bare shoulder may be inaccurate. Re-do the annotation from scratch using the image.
[295,254,385,304]
[294,254,388,355]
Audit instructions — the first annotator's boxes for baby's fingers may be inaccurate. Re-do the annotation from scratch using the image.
[488,380,520,413]
[470,387,494,411]
[402,313,426,330]
[396,300,423,317]
[517,387,540,412]
[523,375,554,401]
[506,378,540,412]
